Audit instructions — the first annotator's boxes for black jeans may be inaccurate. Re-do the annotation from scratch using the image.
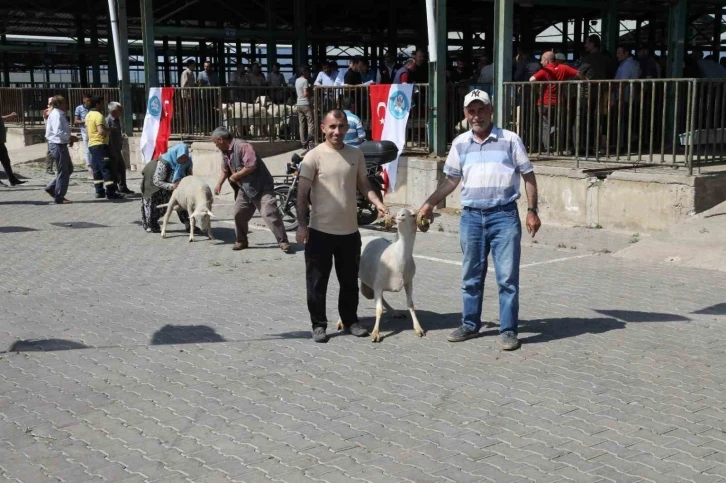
[0,143,18,183]
[305,228,362,330]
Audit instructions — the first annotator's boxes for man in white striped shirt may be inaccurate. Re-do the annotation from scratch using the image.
[418,89,541,351]
[44,95,78,204]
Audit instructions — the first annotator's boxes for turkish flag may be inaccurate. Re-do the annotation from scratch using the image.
[152,88,175,160]
[369,85,389,141]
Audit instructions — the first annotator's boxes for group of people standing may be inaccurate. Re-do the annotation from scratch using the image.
[42,94,134,204]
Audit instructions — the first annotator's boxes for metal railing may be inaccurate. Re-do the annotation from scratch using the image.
[311,84,430,151]
[0,87,122,130]
[502,78,726,173]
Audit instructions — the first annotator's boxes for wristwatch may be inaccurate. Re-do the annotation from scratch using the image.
[527,207,538,215]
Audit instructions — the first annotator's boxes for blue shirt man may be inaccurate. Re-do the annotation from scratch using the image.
[417,89,541,351]
[343,109,365,147]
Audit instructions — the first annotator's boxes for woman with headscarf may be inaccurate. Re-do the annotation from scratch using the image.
[140,144,193,233]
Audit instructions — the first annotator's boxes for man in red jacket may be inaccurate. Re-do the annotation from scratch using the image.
[530,51,579,152]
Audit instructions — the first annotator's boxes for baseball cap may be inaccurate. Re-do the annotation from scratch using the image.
[463,89,491,107]
[555,53,566,61]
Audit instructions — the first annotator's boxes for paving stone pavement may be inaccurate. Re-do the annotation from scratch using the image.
[2,164,726,482]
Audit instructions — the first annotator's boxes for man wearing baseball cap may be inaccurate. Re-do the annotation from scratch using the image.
[418,89,541,350]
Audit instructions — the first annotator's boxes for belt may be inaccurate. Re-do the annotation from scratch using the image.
[463,202,517,214]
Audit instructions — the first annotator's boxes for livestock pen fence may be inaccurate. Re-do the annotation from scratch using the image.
[2,80,725,170]
[502,78,726,173]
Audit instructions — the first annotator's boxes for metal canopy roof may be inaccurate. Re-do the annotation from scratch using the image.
[0,0,723,71]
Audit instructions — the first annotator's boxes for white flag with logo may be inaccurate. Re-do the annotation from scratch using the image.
[140,87,174,164]
[369,83,414,192]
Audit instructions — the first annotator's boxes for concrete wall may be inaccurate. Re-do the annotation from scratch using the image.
[6,127,45,150]
[385,158,726,232]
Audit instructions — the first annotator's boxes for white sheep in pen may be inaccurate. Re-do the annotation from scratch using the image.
[337,209,425,342]
[159,176,216,242]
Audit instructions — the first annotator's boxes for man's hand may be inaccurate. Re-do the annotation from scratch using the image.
[213,183,222,196]
[296,224,309,244]
[526,211,541,238]
[418,202,434,224]
[376,203,389,220]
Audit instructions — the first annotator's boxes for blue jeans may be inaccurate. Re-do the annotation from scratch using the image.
[460,203,522,334]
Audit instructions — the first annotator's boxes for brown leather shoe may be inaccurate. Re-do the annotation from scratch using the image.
[55,198,73,204]
[232,240,249,251]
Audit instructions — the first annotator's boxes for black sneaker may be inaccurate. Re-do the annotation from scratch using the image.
[343,323,369,337]
[119,187,135,195]
[106,193,124,200]
[312,327,329,343]
[447,325,480,342]
[95,193,106,199]
[46,168,54,175]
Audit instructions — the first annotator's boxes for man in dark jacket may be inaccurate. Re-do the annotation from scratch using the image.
[211,127,291,253]
[106,102,134,195]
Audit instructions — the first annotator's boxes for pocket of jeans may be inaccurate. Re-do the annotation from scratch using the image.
[501,208,520,219]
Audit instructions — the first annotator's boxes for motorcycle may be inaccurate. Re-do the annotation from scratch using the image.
[274,140,399,232]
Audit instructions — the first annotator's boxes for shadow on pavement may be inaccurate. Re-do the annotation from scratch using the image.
[518,317,625,344]
[0,226,38,233]
[151,324,226,345]
[357,310,463,342]
[692,303,726,315]
[593,310,691,322]
[49,222,108,229]
[8,339,90,352]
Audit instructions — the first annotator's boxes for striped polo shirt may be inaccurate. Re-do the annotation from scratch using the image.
[343,110,365,147]
[444,126,533,210]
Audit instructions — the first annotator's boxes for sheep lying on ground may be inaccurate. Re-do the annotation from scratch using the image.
[338,209,425,342]
[158,176,215,242]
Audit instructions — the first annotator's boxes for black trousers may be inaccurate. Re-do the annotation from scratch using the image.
[0,143,18,183]
[305,228,361,330]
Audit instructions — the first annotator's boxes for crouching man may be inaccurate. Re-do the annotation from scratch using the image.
[296,109,389,343]
[211,127,291,253]
[418,90,541,351]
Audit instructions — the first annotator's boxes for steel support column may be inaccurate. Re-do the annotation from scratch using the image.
[601,0,618,54]
[216,35,226,85]
[573,16,582,60]
[176,29,183,77]
[462,24,473,66]
[266,0,277,69]
[76,16,88,86]
[141,0,158,89]
[107,17,118,86]
[118,0,133,133]
[431,0,447,156]
[89,7,102,86]
[493,0,513,125]
[666,0,688,78]
[293,0,307,69]
[388,6,397,56]
[162,36,170,86]
[1,35,10,87]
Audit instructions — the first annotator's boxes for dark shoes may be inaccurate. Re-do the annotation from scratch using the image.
[342,323,369,337]
[106,193,124,200]
[232,240,249,251]
[9,179,26,186]
[55,198,73,205]
[119,187,135,195]
[312,327,329,343]
[499,331,520,351]
[95,193,106,199]
[447,325,480,342]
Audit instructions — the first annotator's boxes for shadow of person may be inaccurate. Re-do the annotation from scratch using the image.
[593,310,691,323]
[519,317,625,345]
[9,339,89,352]
[151,325,226,345]
[692,303,726,316]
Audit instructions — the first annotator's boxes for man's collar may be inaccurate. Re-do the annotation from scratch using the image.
[468,126,499,144]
